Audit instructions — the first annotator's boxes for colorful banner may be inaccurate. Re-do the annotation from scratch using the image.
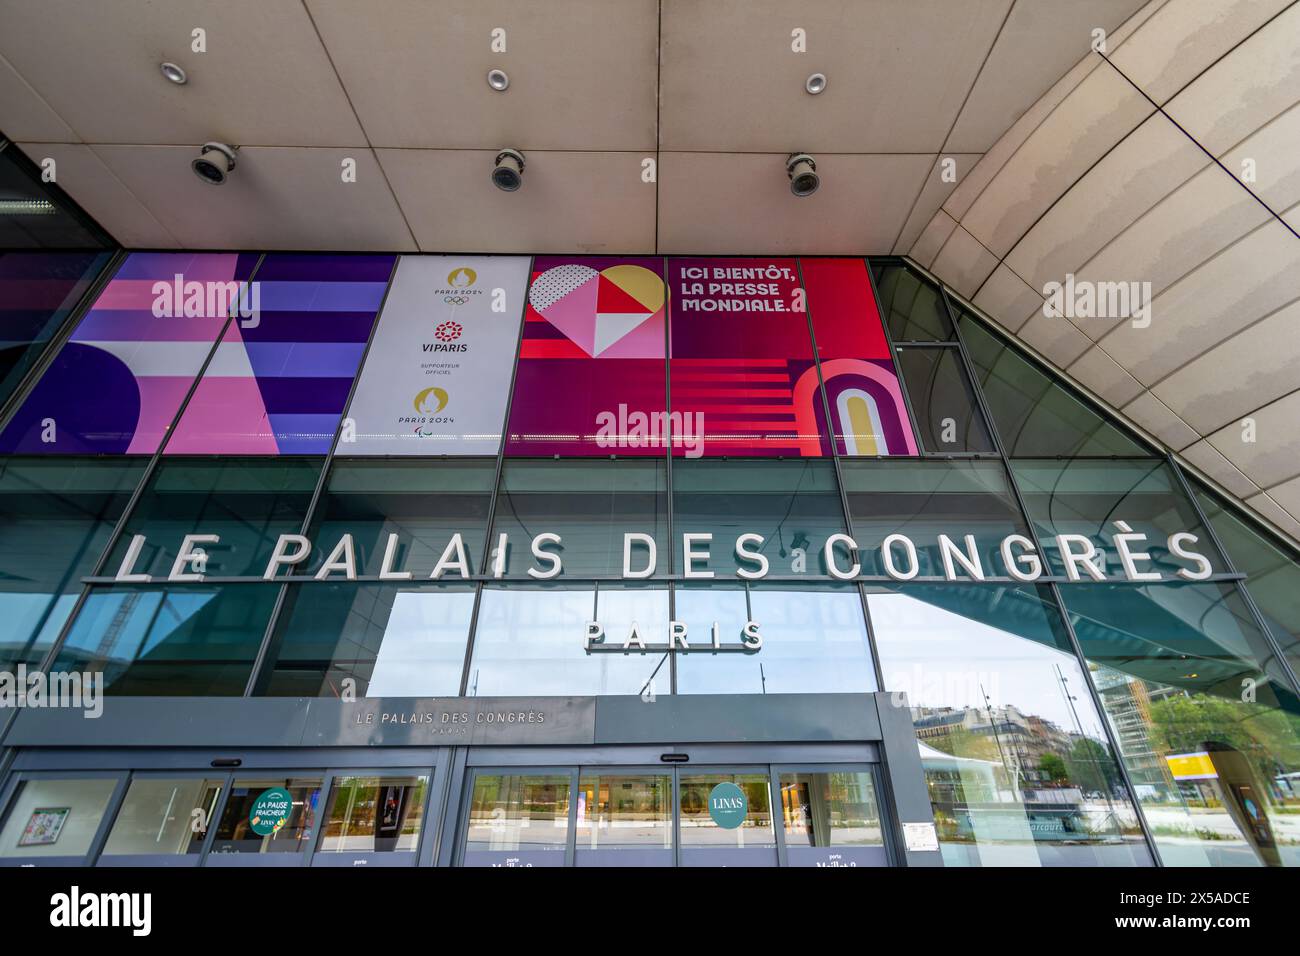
[164,254,395,455]
[668,258,825,457]
[505,256,667,456]
[0,252,259,454]
[340,255,528,455]
[801,258,917,456]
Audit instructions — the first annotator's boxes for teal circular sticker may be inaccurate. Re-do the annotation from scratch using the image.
[248,787,293,837]
[708,782,748,829]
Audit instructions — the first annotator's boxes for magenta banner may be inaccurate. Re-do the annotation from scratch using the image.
[505,256,667,456]
[668,258,826,457]
[801,258,917,455]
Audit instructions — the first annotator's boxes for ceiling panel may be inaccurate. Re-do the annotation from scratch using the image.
[944,0,1146,152]
[378,148,655,253]
[892,153,983,253]
[659,0,1011,153]
[90,144,415,250]
[0,49,75,142]
[0,0,365,146]
[306,0,658,151]
[657,151,930,255]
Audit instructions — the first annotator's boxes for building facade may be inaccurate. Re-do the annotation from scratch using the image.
[1,199,1298,867]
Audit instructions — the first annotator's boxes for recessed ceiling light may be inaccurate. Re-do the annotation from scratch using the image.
[0,199,56,215]
[487,69,509,92]
[160,62,188,85]
[805,73,827,95]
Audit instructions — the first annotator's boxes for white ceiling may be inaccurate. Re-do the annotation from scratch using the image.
[0,0,1146,253]
[1,0,1297,543]
[910,0,1300,544]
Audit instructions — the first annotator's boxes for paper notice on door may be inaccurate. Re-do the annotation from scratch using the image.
[902,822,939,851]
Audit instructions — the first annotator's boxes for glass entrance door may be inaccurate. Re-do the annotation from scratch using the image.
[457,759,889,866]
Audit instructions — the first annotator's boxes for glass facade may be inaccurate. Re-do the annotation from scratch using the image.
[3,254,1299,870]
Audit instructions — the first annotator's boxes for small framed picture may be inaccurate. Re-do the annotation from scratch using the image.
[18,807,70,847]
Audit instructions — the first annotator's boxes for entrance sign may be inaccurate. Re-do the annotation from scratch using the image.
[708,782,748,829]
[342,256,528,455]
[248,787,293,837]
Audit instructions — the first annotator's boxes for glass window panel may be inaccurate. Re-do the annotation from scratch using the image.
[958,310,1149,457]
[672,459,845,578]
[334,255,528,455]
[0,250,112,407]
[868,583,1150,867]
[1012,458,1227,579]
[100,777,223,857]
[0,252,259,455]
[209,777,322,855]
[869,261,954,341]
[463,773,571,867]
[54,584,279,695]
[894,346,995,453]
[674,583,877,694]
[505,256,667,457]
[165,254,394,455]
[299,458,494,577]
[258,583,473,697]
[575,773,672,865]
[104,457,320,579]
[841,459,1030,578]
[468,583,667,697]
[679,771,777,866]
[803,257,917,456]
[0,457,146,669]
[0,145,110,248]
[669,257,824,457]
[318,775,427,854]
[780,770,886,867]
[1063,582,1300,867]
[1192,476,1300,678]
[491,459,667,577]
[0,777,117,860]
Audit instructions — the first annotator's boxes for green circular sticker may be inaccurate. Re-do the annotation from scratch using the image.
[249,787,293,837]
[708,782,748,829]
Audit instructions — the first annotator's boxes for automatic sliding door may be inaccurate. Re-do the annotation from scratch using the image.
[678,770,777,867]
[778,767,888,867]
[462,772,572,867]
[575,771,672,866]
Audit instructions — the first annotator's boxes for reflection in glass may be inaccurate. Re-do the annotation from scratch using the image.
[491,459,667,577]
[100,777,222,857]
[319,775,427,853]
[576,774,672,865]
[468,584,667,697]
[258,584,473,697]
[299,458,495,576]
[1192,476,1300,678]
[841,459,1029,578]
[104,457,320,579]
[869,262,954,341]
[0,777,118,860]
[679,772,776,866]
[781,771,886,866]
[672,459,845,577]
[868,584,1150,866]
[958,311,1149,457]
[674,584,876,694]
[210,778,322,855]
[0,457,146,669]
[55,584,279,696]
[894,346,995,452]
[1013,458,1225,579]
[1064,582,1300,867]
[464,774,571,867]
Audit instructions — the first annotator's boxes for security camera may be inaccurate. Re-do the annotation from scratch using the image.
[492,148,525,192]
[786,153,819,197]
[192,142,238,185]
